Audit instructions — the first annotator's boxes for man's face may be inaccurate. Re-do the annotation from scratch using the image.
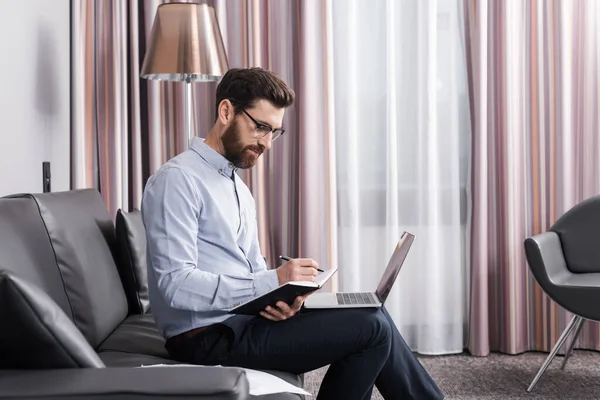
[221,99,285,169]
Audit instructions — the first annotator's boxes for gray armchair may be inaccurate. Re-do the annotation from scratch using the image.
[524,194,600,392]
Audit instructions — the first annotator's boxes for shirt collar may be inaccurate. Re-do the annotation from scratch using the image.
[190,137,238,177]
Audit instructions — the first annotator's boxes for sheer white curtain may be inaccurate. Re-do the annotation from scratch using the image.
[331,0,470,354]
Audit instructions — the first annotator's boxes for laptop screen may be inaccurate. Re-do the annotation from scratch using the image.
[375,232,415,304]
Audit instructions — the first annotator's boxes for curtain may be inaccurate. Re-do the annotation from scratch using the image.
[72,0,471,355]
[71,0,338,274]
[331,0,470,355]
[465,0,600,356]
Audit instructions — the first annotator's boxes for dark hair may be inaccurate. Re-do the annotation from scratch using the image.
[215,67,295,118]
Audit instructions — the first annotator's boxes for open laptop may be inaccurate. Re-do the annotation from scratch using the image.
[303,231,414,309]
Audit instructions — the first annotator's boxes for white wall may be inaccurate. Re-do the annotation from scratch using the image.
[0,0,70,196]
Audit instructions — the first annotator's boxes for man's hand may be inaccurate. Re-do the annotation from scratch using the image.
[264,258,319,321]
[260,295,309,321]
[276,258,320,285]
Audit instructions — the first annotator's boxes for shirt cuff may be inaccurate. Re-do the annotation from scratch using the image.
[253,269,280,297]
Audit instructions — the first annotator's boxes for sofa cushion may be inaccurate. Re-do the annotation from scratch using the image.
[0,197,73,318]
[115,209,151,314]
[97,314,169,359]
[11,190,129,348]
[0,269,105,369]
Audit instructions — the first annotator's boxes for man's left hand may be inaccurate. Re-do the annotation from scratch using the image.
[260,295,309,321]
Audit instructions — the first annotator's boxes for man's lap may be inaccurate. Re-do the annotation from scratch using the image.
[217,307,392,374]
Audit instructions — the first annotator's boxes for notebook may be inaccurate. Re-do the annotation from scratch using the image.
[228,267,338,315]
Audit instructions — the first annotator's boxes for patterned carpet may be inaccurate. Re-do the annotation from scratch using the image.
[303,351,600,399]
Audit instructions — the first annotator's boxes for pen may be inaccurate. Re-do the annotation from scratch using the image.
[279,255,325,273]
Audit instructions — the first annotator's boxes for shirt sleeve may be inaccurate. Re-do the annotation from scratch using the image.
[141,166,280,312]
[245,209,280,295]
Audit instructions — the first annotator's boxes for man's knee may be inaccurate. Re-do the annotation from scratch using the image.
[362,309,392,347]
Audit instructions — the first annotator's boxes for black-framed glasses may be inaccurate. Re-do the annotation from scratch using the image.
[241,109,285,141]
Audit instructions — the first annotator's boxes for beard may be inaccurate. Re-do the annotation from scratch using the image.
[221,118,265,169]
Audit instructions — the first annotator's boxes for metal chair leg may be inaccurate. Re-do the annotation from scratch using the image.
[527,315,582,392]
[560,316,585,370]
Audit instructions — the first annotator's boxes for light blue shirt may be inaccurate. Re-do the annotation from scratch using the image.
[141,137,280,339]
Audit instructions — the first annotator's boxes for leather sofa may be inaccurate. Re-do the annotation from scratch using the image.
[0,189,304,399]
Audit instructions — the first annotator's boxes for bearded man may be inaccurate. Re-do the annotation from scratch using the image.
[141,67,443,400]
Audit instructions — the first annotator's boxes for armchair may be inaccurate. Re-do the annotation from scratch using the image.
[524,194,600,392]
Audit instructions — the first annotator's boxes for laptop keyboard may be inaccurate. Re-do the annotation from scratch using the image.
[336,292,379,305]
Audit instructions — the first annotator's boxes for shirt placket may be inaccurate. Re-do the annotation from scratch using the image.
[231,171,252,272]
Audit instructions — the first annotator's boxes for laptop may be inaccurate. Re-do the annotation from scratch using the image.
[303,231,414,309]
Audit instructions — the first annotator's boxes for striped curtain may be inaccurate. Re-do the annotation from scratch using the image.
[465,0,600,356]
[71,0,337,276]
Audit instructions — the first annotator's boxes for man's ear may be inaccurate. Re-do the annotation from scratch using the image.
[217,99,234,125]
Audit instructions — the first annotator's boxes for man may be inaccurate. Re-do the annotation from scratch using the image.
[141,67,444,400]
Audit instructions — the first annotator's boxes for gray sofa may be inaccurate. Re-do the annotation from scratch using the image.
[0,189,304,399]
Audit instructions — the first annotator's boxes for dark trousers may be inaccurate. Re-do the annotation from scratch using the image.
[170,307,444,400]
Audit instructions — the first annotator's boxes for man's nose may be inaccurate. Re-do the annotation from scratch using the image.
[258,135,272,151]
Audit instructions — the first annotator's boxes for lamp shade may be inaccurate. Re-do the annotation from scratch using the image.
[140,3,228,82]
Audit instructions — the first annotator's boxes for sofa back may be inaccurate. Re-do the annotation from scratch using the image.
[0,197,73,318]
[1,190,129,348]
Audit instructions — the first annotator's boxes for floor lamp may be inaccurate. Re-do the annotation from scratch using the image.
[140,3,229,148]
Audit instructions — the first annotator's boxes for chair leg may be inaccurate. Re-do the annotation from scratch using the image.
[560,316,585,370]
[527,315,582,392]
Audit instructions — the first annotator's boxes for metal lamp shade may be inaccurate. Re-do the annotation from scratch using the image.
[140,3,229,82]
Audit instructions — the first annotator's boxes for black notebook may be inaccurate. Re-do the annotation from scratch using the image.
[228,268,338,315]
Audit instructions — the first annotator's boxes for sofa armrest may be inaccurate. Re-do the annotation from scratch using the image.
[0,366,249,399]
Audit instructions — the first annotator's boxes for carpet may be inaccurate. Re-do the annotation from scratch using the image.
[303,350,600,399]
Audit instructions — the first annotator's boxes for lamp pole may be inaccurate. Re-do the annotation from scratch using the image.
[184,74,193,148]
[140,3,229,152]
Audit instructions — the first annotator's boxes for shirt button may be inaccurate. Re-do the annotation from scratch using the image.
[218,169,223,173]
[228,163,234,168]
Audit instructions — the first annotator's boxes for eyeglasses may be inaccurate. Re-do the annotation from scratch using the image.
[241,109,285,141]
